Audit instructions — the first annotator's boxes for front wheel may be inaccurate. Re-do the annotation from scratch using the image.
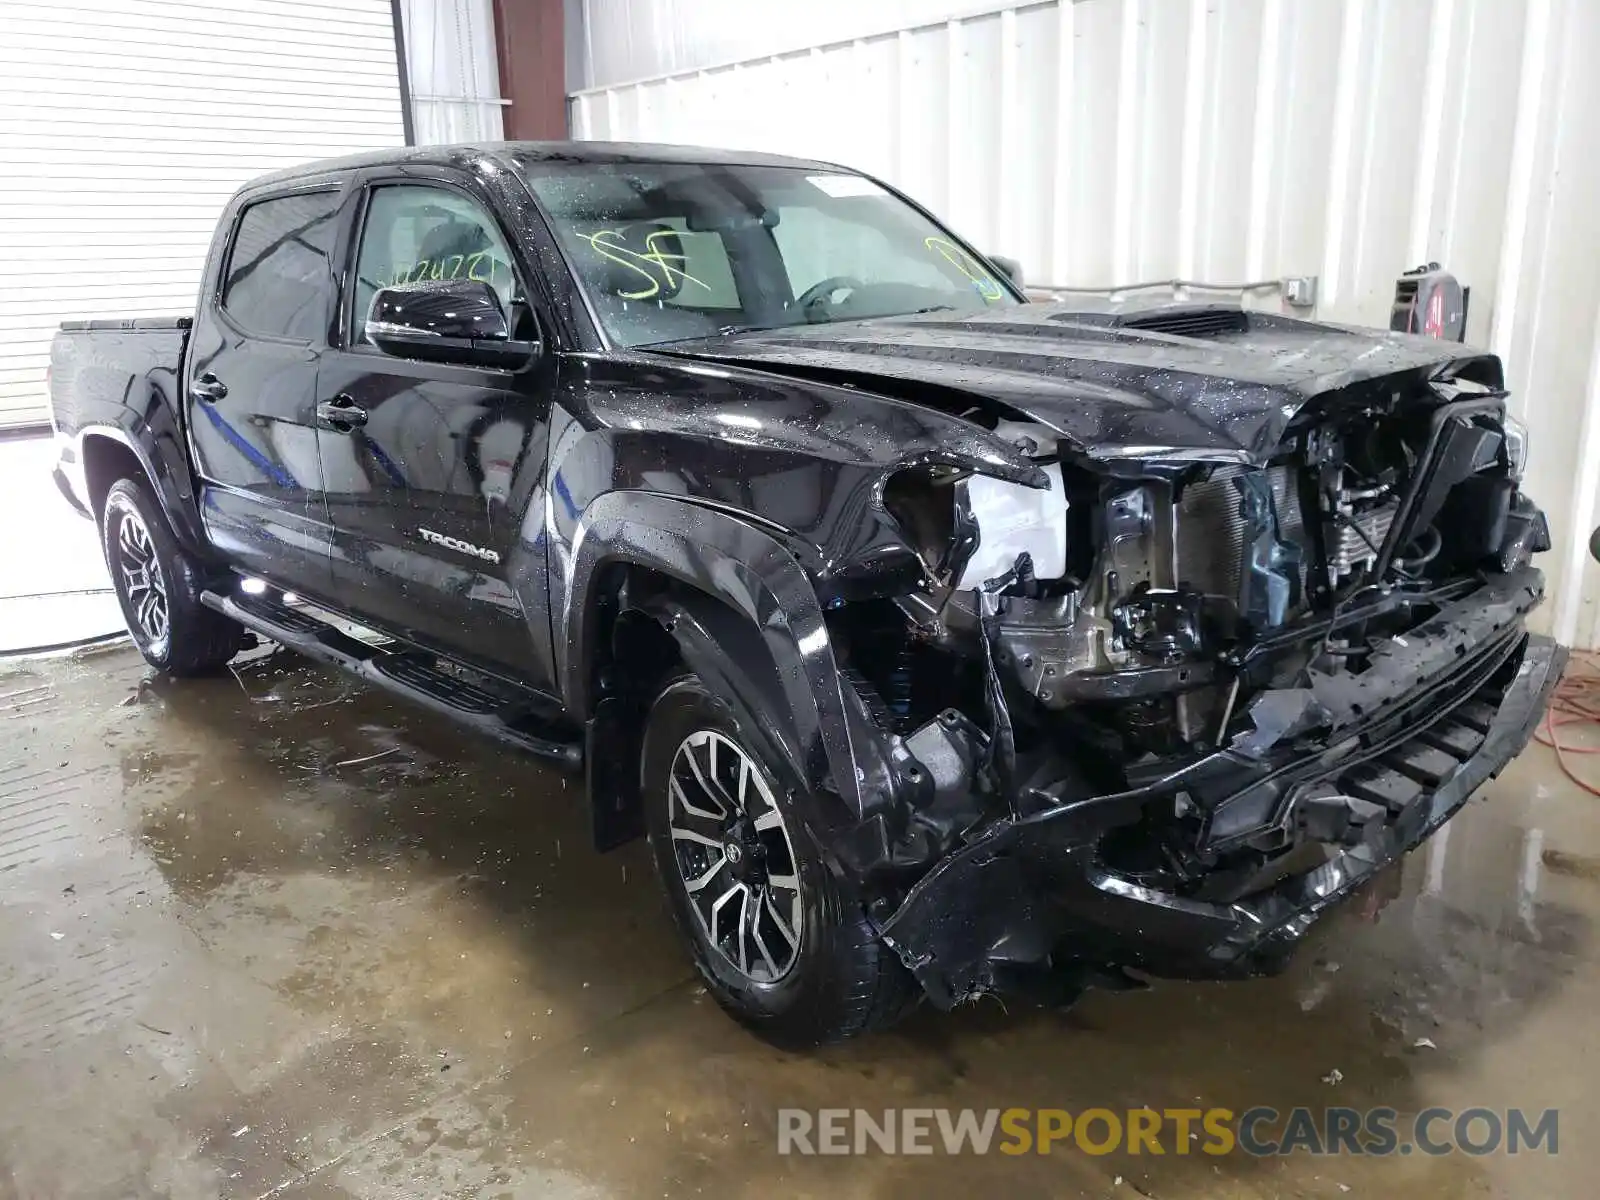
[101,478,243,675]
[642,674,915,1046]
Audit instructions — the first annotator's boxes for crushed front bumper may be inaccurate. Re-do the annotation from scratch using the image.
[877,584,1565,1008]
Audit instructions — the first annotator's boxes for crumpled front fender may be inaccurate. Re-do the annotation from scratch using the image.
[559,490,904,821]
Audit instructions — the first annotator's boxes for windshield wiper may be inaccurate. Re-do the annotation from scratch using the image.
[712,322,781,337]
[636,307,954,349]
[632,323,779,348]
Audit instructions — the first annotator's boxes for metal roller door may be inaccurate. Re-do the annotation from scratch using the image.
[0,0,408,428]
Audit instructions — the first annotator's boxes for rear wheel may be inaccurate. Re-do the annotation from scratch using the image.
[643,673,915,1045]
[101,478,243,675]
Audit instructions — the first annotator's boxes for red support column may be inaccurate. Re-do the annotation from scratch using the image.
[491,0,569,140]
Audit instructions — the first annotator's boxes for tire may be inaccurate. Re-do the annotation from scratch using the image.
[101,478,244,675]
[642,673,915,1046]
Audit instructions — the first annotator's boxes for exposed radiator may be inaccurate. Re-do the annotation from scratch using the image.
[1328,503,1397,577]
[1175,466,1305,601]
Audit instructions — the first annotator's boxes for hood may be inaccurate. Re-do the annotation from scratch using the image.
[651,302,1495,464]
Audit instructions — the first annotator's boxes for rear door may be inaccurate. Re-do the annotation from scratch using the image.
[185,183,345,599]
[315,173,554,685]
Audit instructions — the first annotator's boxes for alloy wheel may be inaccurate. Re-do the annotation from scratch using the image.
[666,729,804,984]
[115,507,169,647]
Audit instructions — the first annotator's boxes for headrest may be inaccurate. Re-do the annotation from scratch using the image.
[418,218,492,267]
[584,222,687,302]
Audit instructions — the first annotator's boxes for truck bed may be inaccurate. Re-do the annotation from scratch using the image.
[49,317,195,534]
[51,320,190,439]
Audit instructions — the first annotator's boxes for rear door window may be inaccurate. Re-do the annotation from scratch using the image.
[221,191,341,341]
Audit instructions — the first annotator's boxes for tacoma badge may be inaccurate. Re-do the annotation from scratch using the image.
[418,527,500,564]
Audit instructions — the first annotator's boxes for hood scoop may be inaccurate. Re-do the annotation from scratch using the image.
[1116,306,1250,339]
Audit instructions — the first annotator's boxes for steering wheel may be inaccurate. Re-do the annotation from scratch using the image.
[795,275,866,318]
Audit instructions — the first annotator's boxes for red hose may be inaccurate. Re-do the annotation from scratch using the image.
[1533,651,1600,796]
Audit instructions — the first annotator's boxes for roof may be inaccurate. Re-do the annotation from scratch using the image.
[243,140,847,191]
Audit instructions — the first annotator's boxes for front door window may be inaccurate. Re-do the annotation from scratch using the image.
[352,186,522,344]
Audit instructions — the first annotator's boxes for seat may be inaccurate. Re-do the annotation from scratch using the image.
[584,222,720,344]
[417,218,492,275]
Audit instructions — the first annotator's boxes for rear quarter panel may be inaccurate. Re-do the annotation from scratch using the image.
[50,323,209,554]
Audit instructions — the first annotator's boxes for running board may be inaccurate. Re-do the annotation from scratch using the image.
[200,589,583,771]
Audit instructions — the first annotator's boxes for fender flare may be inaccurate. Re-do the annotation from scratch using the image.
[557,490,879,816]
[73,420,210,558]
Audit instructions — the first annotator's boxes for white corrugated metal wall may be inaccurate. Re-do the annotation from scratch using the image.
[570,0,1600,650]
[0,0,505,432]
[0,0,407,430]
[401,0,506,142]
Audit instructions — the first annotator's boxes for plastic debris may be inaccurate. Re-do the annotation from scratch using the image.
[335,746,400,768]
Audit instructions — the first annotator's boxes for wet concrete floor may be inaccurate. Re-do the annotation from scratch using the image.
[0,643,1596,1198]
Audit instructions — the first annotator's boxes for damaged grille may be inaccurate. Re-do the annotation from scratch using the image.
[1318,667,1509,830]
[1175,465,1306,602]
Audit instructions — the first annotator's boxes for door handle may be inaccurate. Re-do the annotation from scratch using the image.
[190,373,227,403]
[316,394,368,430]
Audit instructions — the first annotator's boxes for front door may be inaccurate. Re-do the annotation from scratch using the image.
[185,185,342,599]
[315,179,552,684]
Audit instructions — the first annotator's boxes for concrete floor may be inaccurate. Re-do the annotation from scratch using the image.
[0,644,1596,1199]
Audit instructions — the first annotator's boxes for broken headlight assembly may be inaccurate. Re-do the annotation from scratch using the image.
[886,465,1219,698]
[952,465,1068,589]
[881,460,1069,591]
[1500,410,1529,480]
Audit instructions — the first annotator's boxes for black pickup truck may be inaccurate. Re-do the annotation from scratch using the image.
[50,141,1562,1046]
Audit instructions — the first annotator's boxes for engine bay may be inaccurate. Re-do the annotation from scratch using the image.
[831,372,1548,901]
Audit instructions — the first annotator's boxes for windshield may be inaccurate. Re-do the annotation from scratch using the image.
[519,161,1018,347]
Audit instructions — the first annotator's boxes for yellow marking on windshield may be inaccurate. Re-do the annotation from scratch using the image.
[925,236,1005,300]
[580,228,711,300]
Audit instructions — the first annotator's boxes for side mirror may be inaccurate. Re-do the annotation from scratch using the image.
[989,255,1024,289]
[366,279,538,370]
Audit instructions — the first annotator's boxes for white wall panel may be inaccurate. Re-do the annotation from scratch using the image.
[572,0,1600,648]
[574,0,1010,90]
[401,0,506,143]
[0,0,406,429]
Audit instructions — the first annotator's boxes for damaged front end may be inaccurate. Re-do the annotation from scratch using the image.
[826,371,1562,1008]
